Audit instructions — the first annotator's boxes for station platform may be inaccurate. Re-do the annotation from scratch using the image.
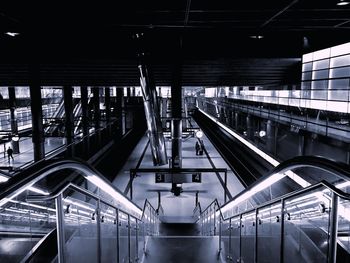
[0,137,66,171]
[112,121,245,223]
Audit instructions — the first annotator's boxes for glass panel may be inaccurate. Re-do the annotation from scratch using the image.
[302,62,313,72]
[0,193,56,262]
[330,54,350,68]
[329,78,350,90]
[138,221,145,261]
[230,217,241,262]
[241,212,256,263]
[312,59,329,70]
[311,80,328,90]
[302,72,312,81]
[311,90,327,100]
[313,48,330,61]
[328,90,349,102]
[118,211,129,263]
[63,193,98,263]
[221,219,230,260]
[337,197,350,255]
[283,187,331,263]
[329,66,350,78]
[312,69,329,80]
[100,203,118,262]
[257,203,282,263]
[130,217,137,262]
[330,42,350,57]
[302,53,313,63]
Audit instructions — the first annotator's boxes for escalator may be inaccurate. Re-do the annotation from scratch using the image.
[0,159,160,262]
[199,156,350,263]
[1,156,350,262]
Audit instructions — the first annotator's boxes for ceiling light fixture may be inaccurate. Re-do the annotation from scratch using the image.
[5,32,20,37]
[250,35,264,39]
[337,0,350,5]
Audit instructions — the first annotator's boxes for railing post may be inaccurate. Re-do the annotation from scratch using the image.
[214,204,217,236]
[128,214,131,263]
[97,199,102,263]
[55,193,66,263]
[136,219,139,262]
[255,208,258,263]
[280,199,285,263]
[328,193,339,263]
[116,209,120,263]
[224,171,227,203]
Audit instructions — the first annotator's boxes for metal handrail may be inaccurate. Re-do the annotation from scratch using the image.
[220,155,350,216]
[0,159,143,216]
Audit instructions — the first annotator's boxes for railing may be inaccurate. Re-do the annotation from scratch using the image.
[0,159,160,262]
[199,180,350,263]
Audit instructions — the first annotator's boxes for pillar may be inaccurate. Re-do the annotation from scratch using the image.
[105,87,111,123]
[246,114,254,140]
[298,132,306,156]
[92,87,100,130]
[8,87,19,153]
[63,86,74,157]
[80,86,90,157]
[266,120,277,155]
[116,88,124,137]
[30,84,45,161]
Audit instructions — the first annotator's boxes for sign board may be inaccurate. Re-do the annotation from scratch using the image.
[155,173,165,183]
[192,173,202,183]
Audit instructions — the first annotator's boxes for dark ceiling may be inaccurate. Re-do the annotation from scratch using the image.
[0,0,349,87]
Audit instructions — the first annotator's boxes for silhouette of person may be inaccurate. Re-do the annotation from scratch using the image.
[7,146,14,162]
[195,141,200,155]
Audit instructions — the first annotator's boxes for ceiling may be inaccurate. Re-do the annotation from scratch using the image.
[0,1,349,87]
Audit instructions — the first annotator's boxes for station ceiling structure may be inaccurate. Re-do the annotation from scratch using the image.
[0,1,349,87]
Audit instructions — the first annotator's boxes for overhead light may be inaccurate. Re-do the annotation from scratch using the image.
[250,35,264,39]
[337,0,350,5]
[5,32,20,37]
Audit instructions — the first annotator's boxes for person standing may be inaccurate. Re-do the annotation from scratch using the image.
[195,141,200,155]
[7,146,14,162]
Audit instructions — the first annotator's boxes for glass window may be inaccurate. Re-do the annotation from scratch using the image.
[313,48,330,60]
[329,78,350,90]
[329,67,350,79]
[312,69,329,80]
[302,71,312,81]
[330,42,350,57]
[301,81,311,90]
[328,89,349,101]
[0,87,9,99]
[302,62,313,72]
[302,53,313,63]
[311,90,327,100]
[301,89,311,99]
[311,80,328,90]
[313,59,329,70]
[330,54,350,68]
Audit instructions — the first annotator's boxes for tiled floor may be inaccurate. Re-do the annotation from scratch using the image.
[0,137,66,170]
[113,121,245,223]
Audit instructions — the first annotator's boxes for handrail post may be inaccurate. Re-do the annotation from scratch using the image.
[97,199,102,263]
[328,193,339,263]
[55,193,66,263]
[128,214,131,263]
[280,199,285,263]
[116,208,120,263]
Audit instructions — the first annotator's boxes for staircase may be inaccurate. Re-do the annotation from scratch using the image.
[142,223,223,263]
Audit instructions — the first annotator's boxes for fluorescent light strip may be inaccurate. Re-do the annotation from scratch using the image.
[64,198,96,212]
[9,200,56,212]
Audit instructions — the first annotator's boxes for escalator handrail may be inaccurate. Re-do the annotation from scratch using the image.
[27,181,142,221]
[220,155,350,215]
[207,180,350,222]
[0,158,143,216]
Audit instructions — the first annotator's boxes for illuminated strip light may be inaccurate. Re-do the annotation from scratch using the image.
[87,175,142,217]
[64,198,96,212]
[9,200,56,212]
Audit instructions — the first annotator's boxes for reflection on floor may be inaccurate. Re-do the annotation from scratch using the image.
[0,137,66,170]
[112,121,245,223]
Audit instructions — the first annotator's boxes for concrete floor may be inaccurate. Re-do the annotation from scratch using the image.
[112,120,245,223]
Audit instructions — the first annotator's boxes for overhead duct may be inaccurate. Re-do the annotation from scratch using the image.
[134,33,168,166]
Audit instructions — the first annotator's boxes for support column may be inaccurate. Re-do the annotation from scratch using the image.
[80,86,90,157]
[8,87,19,153]
[92,87,100,130]
[298,132,306,156]
[63,86,74,157]
[234,112,239,130]
[29,84,45,161]
[266,120,277,155]
[246,114,254,140]
[116,88,124,137]
[105,87,111,123]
